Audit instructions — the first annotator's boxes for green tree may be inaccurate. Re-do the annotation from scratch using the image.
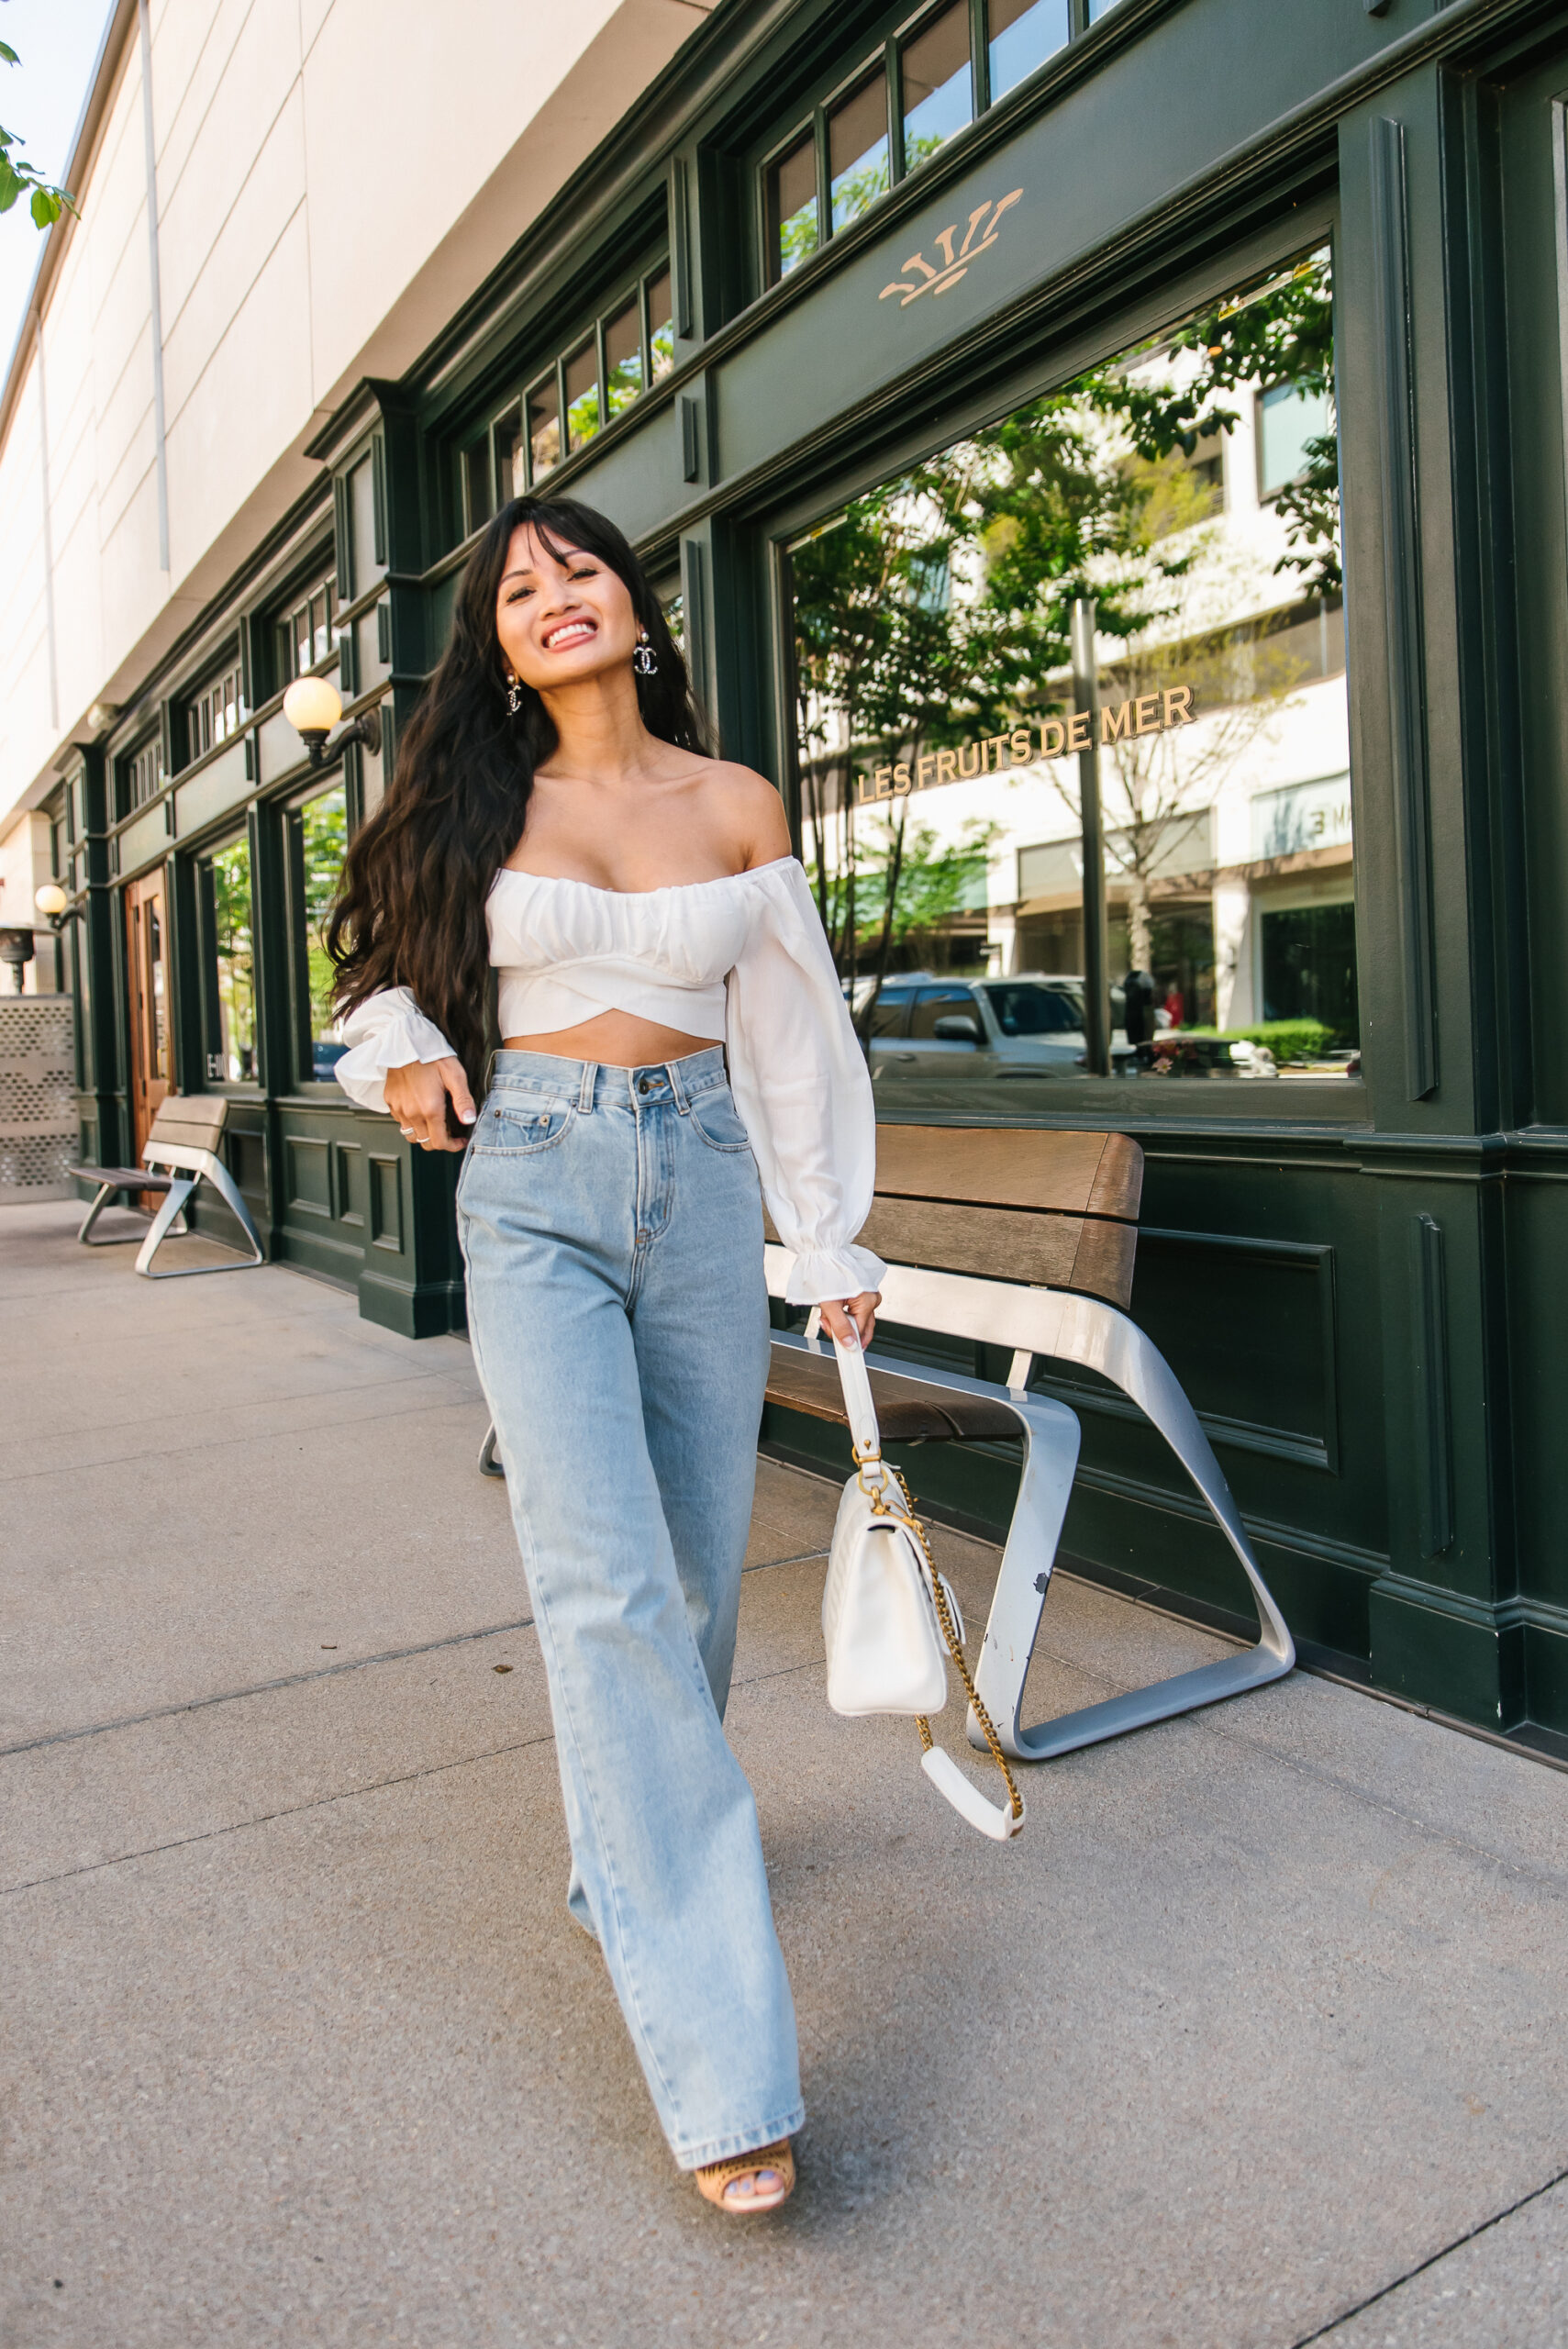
[0,14,79,228]
[790,245,1340,1007]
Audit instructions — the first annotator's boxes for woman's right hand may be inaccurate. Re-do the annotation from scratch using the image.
[384,1057,476,1152]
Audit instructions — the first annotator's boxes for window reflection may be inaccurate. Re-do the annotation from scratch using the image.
[605,299,643,417]
[493,405,523,504]
[201,832,256,1084]
[829,72,890,231]
[768,129,819,281]
[987,0,1069,98]
[296,784,349,1080]
[901,3,972,174]
[789,243,1358,1106]
[528,375,561,480]
[564,338,600,452]
[647,268,675,378]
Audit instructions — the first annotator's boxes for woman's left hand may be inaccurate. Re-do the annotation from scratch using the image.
[819,1292,880,1351]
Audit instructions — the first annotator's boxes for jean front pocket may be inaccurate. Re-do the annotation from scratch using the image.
[687,1086,753,1154]
[473,1095,577,1155]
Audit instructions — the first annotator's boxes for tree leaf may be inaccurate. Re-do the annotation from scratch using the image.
[0,41,20,66]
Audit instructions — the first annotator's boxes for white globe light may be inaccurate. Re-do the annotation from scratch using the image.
[283,674,343,737]
[34,881,69,919]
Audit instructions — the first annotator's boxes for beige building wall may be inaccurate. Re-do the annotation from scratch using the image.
[0,0,715,863]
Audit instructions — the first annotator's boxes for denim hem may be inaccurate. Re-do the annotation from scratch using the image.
[671,2103,806,2174]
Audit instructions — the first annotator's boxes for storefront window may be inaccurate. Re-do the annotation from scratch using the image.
[789,241,1357,1105]
[829,72,890,232]
[768,129,820,280]
[648,269,674,378]
[201,832,256,1084]
[605,300,643,416]
[494,404,523,506]
[901,4,972,174]
[565,338,600,453]
[528,375,562,479]
[987,0,1069,99]
[295,783,349,1080]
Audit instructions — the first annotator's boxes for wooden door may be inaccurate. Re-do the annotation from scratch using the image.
[126,871,170,1172]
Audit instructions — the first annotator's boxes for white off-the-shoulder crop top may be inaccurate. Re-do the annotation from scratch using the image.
[333,854,885,1308]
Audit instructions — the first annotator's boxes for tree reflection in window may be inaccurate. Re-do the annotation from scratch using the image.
[298,784,349,1079]
[791,246,1352,1075]
[206,834,256,1083]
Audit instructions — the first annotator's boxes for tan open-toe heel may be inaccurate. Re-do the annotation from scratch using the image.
[695,2137,795,2214]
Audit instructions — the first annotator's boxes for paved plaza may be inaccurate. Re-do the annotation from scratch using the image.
[2,1200,1566,2348]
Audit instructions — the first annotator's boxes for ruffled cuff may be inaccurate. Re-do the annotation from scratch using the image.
[334,997,457,1115]
[783,1241,888,1308]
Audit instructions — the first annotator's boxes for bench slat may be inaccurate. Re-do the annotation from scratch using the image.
[764,1345,1021,1442]
[853,1196,1136,1309]
[67,1164,174,1192]
[148,1093,229,1154]
[873,1124,1143,1222]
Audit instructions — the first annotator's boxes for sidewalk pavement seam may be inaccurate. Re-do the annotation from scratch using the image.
[1292,2163,1568,2345]
[0,1386,486,1486]
[0,1729,561,1898]
[0,1551,831,1760]
[1185,1693,1568,1900]
[0,1651,837,1899]
[0,1615,538,1756]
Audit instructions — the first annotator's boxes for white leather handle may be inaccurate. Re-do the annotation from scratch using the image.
[921,1747,1026,1840]
[829,1327,883,1465]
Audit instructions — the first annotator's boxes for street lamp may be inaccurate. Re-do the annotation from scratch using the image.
[282,676,382,769]
[35,881,72,927]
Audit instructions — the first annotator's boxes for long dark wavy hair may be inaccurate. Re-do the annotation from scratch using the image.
[328,495,708,1098]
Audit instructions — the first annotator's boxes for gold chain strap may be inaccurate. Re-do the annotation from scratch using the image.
[884,1463,1025,1828]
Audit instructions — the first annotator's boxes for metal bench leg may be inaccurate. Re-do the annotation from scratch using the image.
[136,1160,264,1277]
[78,1182,149,1244]
[969,1297,1295,1761]
[133,1176,197,1275]
[478,1422,505,1477]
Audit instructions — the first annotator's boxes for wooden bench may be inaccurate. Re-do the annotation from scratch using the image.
[763,1123,1293,1762]
[68,1094,264,1278]
[478,1120,1294,1762]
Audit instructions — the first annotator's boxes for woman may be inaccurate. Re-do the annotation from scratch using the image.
[328,496,884,2215]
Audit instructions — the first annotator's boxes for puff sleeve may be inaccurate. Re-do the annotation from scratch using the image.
[333,986,457,1115]
[725,860,886,1307]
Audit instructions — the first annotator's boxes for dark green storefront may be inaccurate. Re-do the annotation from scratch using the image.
[52,0,1568,1748]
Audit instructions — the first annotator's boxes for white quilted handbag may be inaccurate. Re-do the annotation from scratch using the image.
[819,1324,1025,1842]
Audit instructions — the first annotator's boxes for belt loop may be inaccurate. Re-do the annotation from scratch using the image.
[667,1054,691,1114]
[577,1060,596,1114]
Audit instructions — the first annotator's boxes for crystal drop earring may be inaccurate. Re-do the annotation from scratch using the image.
[506,670,522,716]
[633,628,658,678]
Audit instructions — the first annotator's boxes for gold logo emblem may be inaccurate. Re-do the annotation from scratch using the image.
[879,188,1023,306]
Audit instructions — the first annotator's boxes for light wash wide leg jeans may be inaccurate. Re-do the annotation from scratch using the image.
[456,1046,802,2170]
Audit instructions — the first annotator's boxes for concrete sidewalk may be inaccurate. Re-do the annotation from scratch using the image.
[3,1199,1566,2349]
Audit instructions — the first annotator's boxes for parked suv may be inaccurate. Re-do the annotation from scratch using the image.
[851,973,1146,1097]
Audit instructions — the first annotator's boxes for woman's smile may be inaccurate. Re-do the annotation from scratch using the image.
[541,617,597,651]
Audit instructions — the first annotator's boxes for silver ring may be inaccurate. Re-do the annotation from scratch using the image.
[400,1126,417,1137]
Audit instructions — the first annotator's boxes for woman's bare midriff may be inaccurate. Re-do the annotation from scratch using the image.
[502,1008,717,1068]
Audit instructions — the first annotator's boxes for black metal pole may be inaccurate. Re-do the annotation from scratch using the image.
[1071,596,1111,1077]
